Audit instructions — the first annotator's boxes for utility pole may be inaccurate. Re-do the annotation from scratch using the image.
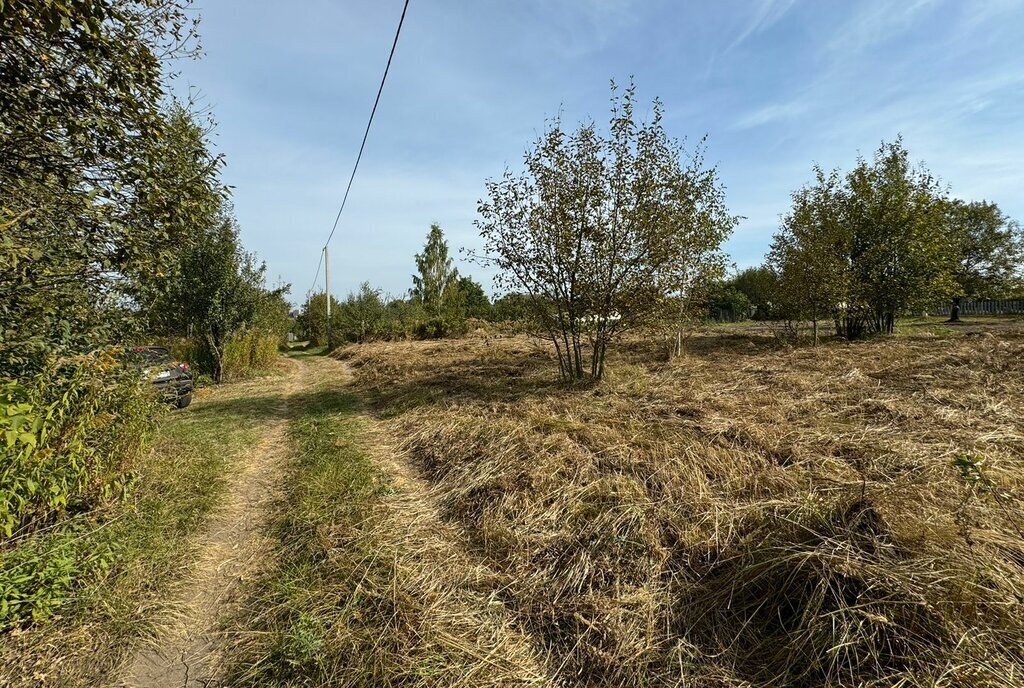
[324,245,332,351]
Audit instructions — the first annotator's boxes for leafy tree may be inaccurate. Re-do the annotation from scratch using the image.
[732,266,780,319]
[946,200,1023,308]
[160,214,273,381]
[337,283,387,343]
[131,103,228,324]
[476,81,735,380]
[769,167,851,343]
[708,285,752,322]
[456,276,492,319]
[0,0,205,374]
[491,293,533,322]
[846,140,954,334]
[253,288,294,348]
[770,140,956,340]
[384,297,427,339]
[297,292,343,347]
[411,224,460,319]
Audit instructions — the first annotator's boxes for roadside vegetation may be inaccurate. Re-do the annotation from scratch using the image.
[0,369,287,685]
[1,0,290,671]
[296,224,510,346]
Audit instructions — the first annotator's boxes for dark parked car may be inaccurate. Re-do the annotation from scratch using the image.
[129,346,193,408]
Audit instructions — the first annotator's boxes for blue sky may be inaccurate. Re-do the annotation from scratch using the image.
[172,0,1024,304]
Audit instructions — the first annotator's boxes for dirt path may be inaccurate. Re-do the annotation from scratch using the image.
[318,356,553,686]
[119,359,302,688]
[119,354,548,686]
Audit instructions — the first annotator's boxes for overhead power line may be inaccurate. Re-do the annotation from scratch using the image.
[323,0,410,250]
[306,249,324,300]
[304,0,410,303]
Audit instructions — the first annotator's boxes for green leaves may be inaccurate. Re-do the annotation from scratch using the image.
[946,200,1024,299]
[157,215,285,381]
[411,224,460,319]
[952,452,986,484]
[0,352,152,543]
[1,2,206,376]
[476,80,736,379]
[770,139,962,338]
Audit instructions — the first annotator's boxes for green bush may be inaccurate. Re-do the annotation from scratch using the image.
[0,351,152,627]
[153,328,282,384]
[0,519,121,628]
[413,316,469,340]
[0,351,152,540]
[221,329,281,381]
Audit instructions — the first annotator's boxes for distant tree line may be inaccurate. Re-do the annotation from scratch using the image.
[297,222,536,347]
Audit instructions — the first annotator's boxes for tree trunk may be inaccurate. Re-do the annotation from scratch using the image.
[812,318,818,346]
[572,328,584,380]
[949,296,961,322]
[205,331,224,383]
[552,335,568,381]
[591,326,608,380]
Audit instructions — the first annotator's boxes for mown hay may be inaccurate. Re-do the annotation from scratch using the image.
[340,328,1024,687]
[224,365,551,687]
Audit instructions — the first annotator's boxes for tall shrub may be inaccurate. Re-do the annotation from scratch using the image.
[159,215,283,381]
[770,140,959,339]
[0,352,151,540]
[476,81,735,380]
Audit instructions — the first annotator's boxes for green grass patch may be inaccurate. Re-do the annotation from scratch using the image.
[0,379,282,685]
[222,382,400,686]
[226,370,552,687]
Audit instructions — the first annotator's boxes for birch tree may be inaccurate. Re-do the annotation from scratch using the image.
[411,224,460,319]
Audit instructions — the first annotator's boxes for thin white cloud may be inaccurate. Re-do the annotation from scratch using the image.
[728,0,799,51]
[176,0,1024,297]
[731,99,809,129]
[826,0,941,56]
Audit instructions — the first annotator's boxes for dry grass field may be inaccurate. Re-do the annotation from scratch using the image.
[332,322,1024,687]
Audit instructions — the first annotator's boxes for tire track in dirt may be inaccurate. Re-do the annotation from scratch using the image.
[119,358,302,688]
[313,355,554,687]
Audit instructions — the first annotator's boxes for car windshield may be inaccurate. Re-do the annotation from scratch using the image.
[130,347,171,364]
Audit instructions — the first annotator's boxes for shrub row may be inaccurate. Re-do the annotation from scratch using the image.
[154,328,283,383]
[0,351,152,627]
[0,351,152,540]
[221,329,281,381]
